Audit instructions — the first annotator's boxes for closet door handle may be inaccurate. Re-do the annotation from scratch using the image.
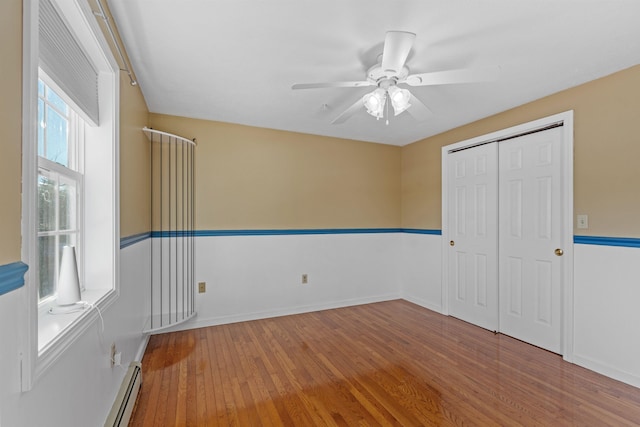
[450,240,455,246]
[554,248,564,256]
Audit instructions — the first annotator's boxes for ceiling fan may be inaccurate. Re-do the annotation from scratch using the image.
[292,31,498,125]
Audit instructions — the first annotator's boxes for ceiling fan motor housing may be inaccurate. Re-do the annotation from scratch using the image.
[367,64,410,88]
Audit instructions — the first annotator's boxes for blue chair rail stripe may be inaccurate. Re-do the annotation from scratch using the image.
[120,232,152,249]
[0,261,29,296]
[149,229,444,237]
[402,228,442,235]
[195,228,404,237]
[574,235,640,248]
[122,230,639,249]
[124,228,444,240]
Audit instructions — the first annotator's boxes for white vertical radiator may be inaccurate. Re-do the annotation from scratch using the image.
[143,127,197,333]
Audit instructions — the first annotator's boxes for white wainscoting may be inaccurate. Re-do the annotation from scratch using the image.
[145,231,640,391]
[0,239,150,427]
[573,243,640,388]
[118,238,152,363]
[400,233,443,313]
[170,232,403,331]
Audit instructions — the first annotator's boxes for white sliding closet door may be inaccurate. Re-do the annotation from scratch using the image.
[445,125,566,354]
[498,127,564,353]
[447,143,498,331]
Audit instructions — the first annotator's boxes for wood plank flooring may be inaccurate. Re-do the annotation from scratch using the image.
[130,300,640,426]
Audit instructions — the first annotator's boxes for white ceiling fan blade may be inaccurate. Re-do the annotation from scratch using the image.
[331,98,364,124]
[404,66,500,87]
[292,81,372,90]
[381,31,415,73]
[406,94,432,121]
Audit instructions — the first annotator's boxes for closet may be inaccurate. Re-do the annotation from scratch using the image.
[442,114,573,355]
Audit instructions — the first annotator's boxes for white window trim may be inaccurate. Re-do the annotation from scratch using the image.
[21,0,121,391]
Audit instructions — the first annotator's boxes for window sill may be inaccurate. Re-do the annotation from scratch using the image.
[36,287,116,375]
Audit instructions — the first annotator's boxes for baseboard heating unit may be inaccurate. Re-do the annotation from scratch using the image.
[105,361,142,427]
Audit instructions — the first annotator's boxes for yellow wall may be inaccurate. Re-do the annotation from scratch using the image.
[89,0,151,238]
[149,114,401,230]
[119,74,151,237]
[0,0,23,264]
[401,65,640,238]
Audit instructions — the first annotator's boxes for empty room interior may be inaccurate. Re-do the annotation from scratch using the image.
[2,0,640,425]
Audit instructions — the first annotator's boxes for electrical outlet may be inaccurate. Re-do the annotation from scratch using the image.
[302,274,308,284]
[110,342,116,367]
[198,282,206,293]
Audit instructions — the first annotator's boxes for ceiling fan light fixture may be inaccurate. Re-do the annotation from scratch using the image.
[363,88,386,119]
[388,86,411,116]
[293,30,496,126]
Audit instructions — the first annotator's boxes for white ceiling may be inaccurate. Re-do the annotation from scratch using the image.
[107,0,640,146]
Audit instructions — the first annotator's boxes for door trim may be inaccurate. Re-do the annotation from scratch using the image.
[441,110,574,361]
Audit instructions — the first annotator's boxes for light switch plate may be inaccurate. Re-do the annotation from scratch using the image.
[577,214,588,229]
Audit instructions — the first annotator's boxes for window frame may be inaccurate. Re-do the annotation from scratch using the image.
[21,0,121,391]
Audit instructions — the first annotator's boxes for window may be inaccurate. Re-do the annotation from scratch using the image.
[37,77,84,303]
[21,0,120,389]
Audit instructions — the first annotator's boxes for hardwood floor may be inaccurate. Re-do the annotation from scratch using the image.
[130,300,640,426]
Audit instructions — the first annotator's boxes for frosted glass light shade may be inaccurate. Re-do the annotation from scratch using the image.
[57,245,81,305]
[363,88,386,118]
[388,86,411,115]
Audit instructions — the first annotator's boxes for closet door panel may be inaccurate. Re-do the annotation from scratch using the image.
[498,127,564,353]
[447,143,498,331]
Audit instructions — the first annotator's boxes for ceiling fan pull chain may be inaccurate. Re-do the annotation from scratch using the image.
[386,93,390,125]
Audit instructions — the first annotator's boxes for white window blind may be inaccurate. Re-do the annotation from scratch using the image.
[39,0,99,125]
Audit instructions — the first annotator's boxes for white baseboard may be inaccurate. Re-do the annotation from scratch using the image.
[134,334,150,362]
[152,293,401,334]
[401,295,443,314]
[573,353,640,389]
